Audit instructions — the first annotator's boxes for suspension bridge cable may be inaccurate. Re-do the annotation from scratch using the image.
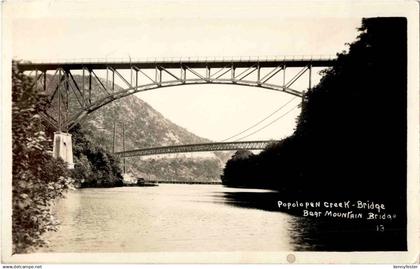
[221,96,298,142]
[234,103,300,141]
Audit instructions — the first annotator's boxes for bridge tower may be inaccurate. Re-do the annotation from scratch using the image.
[53,132,74,169]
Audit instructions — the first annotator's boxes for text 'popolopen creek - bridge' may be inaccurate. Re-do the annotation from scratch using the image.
[17,55,335,167]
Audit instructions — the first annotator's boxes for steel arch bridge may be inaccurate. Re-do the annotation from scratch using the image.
[114,140,278,158]
[17,56,335,132]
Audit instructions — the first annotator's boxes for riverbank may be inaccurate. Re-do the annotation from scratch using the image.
[77,180,222,188]
[157,180,222,185]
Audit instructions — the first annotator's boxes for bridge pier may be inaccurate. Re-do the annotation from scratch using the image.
[53,132,74,169]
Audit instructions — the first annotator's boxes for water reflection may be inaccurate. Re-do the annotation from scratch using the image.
[39,185,406,252]
[40,185,293,252]
[222,190,407,251]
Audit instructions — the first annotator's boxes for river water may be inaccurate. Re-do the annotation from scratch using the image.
[40,184,298,252]
[39,184,405,252]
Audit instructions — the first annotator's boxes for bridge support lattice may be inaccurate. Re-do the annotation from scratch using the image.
[17,56,334,167]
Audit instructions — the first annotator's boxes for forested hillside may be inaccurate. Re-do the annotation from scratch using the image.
[222,18,407,200]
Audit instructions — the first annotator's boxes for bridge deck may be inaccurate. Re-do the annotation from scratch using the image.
[17,56,335,71]
[114,140,279,158]
[16,56,334,131]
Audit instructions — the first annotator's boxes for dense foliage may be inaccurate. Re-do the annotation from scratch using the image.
[12,62,73,253]
[222,18,407,201]
[70,124,124,187]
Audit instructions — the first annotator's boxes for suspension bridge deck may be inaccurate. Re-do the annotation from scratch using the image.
[114,140,279,158]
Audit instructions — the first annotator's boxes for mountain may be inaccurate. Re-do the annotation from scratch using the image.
[83,88,227,183]
[45,74,230,183]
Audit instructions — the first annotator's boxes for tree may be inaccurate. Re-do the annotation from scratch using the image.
[222,17,407,199]
[12,61,73,253]
[220,17,407,251]
[69,124,123,187]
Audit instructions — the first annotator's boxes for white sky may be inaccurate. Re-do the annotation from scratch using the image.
[10,0,373,141]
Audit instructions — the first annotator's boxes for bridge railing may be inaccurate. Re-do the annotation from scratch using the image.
[16,55,337,65]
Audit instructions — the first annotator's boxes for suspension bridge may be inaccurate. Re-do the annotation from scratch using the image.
[114,140,278,158]
[17,56,335,166]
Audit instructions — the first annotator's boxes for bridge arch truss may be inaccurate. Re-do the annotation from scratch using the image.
[17,56,335,131]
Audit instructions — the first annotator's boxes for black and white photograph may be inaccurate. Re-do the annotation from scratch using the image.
[1,0,419,265]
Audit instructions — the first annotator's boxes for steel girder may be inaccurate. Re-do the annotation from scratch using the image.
[114,140,279,157]
[17,57,334,131]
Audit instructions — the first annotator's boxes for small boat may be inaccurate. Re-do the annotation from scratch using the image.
[136,177,159,187]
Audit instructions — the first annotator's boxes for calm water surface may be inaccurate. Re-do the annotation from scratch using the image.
[40,184,298,252]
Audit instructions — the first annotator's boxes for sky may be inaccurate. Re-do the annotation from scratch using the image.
[9,0,371,141]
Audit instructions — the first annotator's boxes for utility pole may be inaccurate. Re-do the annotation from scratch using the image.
[112,119,116,153]
[57,69,62,132]
[308,64,312,90]
[111,68,117,155]
[122,122,126,174]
